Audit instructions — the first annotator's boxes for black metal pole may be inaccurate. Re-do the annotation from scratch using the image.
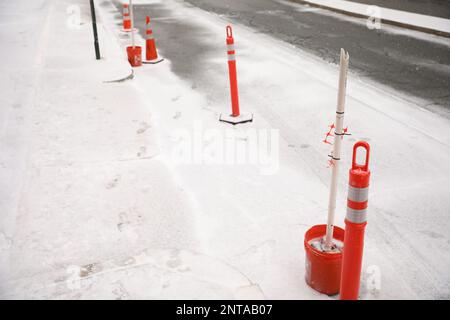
[90,0,101,60]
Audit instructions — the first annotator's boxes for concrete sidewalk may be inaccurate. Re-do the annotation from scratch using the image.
[351,0,450,19]
[292,0,450,37]
[0,0,202,299]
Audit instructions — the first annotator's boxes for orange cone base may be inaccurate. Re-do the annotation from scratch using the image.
[126,46,142,67]
[142,58,165,65]
[304,224,345,296]
[146,50,158,62]
[219,113,253,125]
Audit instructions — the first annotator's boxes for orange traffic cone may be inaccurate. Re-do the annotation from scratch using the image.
[122,4,131,32]
[145,16,158,61]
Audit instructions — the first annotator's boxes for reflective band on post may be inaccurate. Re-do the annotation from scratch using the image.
[124,16,130,21]
[228,54,235,61]
[146,34,154,40]
[227,44,235,52]
[346,208,367,223]
[347,185,369,202]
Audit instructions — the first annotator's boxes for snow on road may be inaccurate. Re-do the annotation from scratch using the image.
[296,0,450,35]
[0,0,449,299]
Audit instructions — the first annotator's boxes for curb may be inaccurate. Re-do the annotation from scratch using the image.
[290,0,450,38]
[94,1,134,83]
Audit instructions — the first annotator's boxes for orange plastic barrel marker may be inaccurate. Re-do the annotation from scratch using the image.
[340,141,371,300]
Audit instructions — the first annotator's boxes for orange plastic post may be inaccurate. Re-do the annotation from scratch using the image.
[145,16,158,61]
[340,141,371,300]
[226,26,240,117]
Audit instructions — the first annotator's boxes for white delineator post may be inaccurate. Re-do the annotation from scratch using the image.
[129,0,135,47]
[324,48,350,250]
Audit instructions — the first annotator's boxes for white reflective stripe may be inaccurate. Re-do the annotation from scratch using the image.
[123,9,129,14]
[348,185,369,202]
[146,34,154,40]
[124,16,130,21]
[227,44,235,52]
[346,207,367,223]
[228,54,235,61]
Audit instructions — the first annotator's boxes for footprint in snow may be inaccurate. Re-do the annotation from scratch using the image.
[106,175,121,189]
[137,122,151,134]
[173,111,181,119]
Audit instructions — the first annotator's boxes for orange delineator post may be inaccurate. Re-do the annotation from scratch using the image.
[219,26,252,125]
[123,4,131,31]
[145,16,158,61]
[226,26,240,117]
[340,141,371,300]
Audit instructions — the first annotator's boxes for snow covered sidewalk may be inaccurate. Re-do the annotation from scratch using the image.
[0,0,218,299]
[295,0,450,37]
[1,0,449,300]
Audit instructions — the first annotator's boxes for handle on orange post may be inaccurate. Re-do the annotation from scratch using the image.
[352,141,370,172]
[226,25,233,39]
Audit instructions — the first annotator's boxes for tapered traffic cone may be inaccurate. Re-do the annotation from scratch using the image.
[145,16,158,61]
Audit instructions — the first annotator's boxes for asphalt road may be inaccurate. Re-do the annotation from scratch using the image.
[116,0,450,113]
[180,0,450,112]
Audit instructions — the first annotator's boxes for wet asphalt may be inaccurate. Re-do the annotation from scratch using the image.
[112,0,450,113]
